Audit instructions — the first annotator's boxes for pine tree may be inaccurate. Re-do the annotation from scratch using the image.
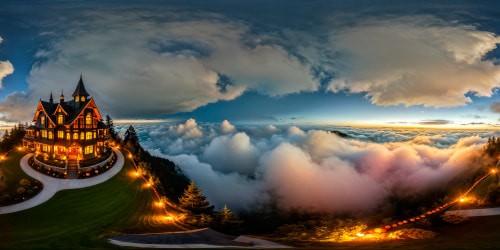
[106,115,117,139]
[179,181,212,214]
[123,125,139,151]
[219,205,243,227]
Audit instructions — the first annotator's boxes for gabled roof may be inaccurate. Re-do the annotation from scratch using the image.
[72,75,89,97]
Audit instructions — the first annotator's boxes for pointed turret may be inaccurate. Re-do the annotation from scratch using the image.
[72,74,89,103]
[60,90,64,103]
[49,92,53,103]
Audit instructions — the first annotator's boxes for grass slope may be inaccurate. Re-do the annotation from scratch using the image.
[0,153,183,250]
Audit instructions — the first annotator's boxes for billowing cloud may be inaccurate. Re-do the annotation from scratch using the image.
[135,119,490,213]
[0,61,14,88]
[327,17,500,107]
[220,119,236,134]
[167,118,203,138]
[0,37,14,89]
[0,10,317,122]
[491,101,500,113]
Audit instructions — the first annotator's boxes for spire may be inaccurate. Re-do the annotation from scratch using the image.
[72,74,89,98]
[49,92,53,103]
[60,90,64,103]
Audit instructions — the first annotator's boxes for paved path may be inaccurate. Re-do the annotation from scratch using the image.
[446,207,500,217]
[109,228,290,249]
[0,148,124,214]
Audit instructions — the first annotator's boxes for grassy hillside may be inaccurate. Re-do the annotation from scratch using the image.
[0,151,42,205]
[0,153,184,250]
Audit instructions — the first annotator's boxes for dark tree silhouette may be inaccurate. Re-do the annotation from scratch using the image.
[179,181,212,214]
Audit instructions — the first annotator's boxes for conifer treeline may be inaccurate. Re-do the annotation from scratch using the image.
[0,123,27,153]
[485,136,500,157]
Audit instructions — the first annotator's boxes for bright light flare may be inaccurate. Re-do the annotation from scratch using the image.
[356,233,365,237]
[128,153,133,159]
[491,169,497,174]
[155,201,164,207]
[17,147,23,151]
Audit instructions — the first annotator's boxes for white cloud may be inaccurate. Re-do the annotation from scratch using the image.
[202,132,259,175]
[220,119,236,134]
[0,11,317,122]
[0,61,14,88]
[287,125,305,135]
[138,121,489,213]
[327,17,500,107]
[168,118,203,138]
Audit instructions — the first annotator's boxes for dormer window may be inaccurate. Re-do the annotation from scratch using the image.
[81,96,85,102]
[57,114,64,125]
[41,115,45,125]
[86,113,92,125]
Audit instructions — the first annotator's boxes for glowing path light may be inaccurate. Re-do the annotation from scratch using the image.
[363,169,496,237]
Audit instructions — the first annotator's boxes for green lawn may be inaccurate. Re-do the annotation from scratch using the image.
[0,153,183,250]
[0,151,41,203]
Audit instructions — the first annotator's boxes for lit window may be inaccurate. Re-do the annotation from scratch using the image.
[58,131,64,139]
[41,130,47,138]
[86,113,92,125]
[48,131,53,139]
[57,115,64,124]
[80,132,84,139]
[84,145,93,154]
[73,133,78,140]
[86,132,93,140]
[93,132,96,138]
[66,133,70,140]
[41,116,45,125]
[81,96,85,102]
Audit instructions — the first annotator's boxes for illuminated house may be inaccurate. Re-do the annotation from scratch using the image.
[22,75,109,161]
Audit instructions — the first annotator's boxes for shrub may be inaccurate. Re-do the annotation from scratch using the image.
[17,187,26,194]
[20,178,31,187]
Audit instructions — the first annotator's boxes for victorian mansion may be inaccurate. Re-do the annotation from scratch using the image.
[22,76,109,161]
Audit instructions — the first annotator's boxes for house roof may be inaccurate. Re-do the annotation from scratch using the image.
[72,75,90,97]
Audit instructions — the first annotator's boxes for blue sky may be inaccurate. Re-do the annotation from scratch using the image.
[0,0,499,127]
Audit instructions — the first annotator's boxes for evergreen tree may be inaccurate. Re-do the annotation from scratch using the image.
[123,125,140,151]
[179,181,212,214]
[218,205,243,228]
[105,115,117,139]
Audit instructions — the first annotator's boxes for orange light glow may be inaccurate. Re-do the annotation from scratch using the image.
[17,147,23,151]
[356,233,365,237]
[156,201,164,207]
[374,228,383,233]
[164,215,175,222]
[491,169,497,174]
[135,171,140,176]
[128,153,133,159]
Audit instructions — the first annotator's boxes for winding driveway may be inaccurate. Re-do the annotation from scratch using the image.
[0,148,124,215]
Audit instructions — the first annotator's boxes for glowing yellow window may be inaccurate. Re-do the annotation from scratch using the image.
[80,132,84,139]
[86,113,92,125]
[86,132,93,140]
[66,133,70,140]
[41,130,47,138]
[84,145,93,154]
[41,116,45,125]
[57,115,64,124]
[81,96,85,102]
[73,133,78,140]
[48,131,53,139]
[58,131,64,139]
[93,132,96,138]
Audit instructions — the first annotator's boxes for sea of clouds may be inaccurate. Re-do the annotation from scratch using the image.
[116,120,499,213]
